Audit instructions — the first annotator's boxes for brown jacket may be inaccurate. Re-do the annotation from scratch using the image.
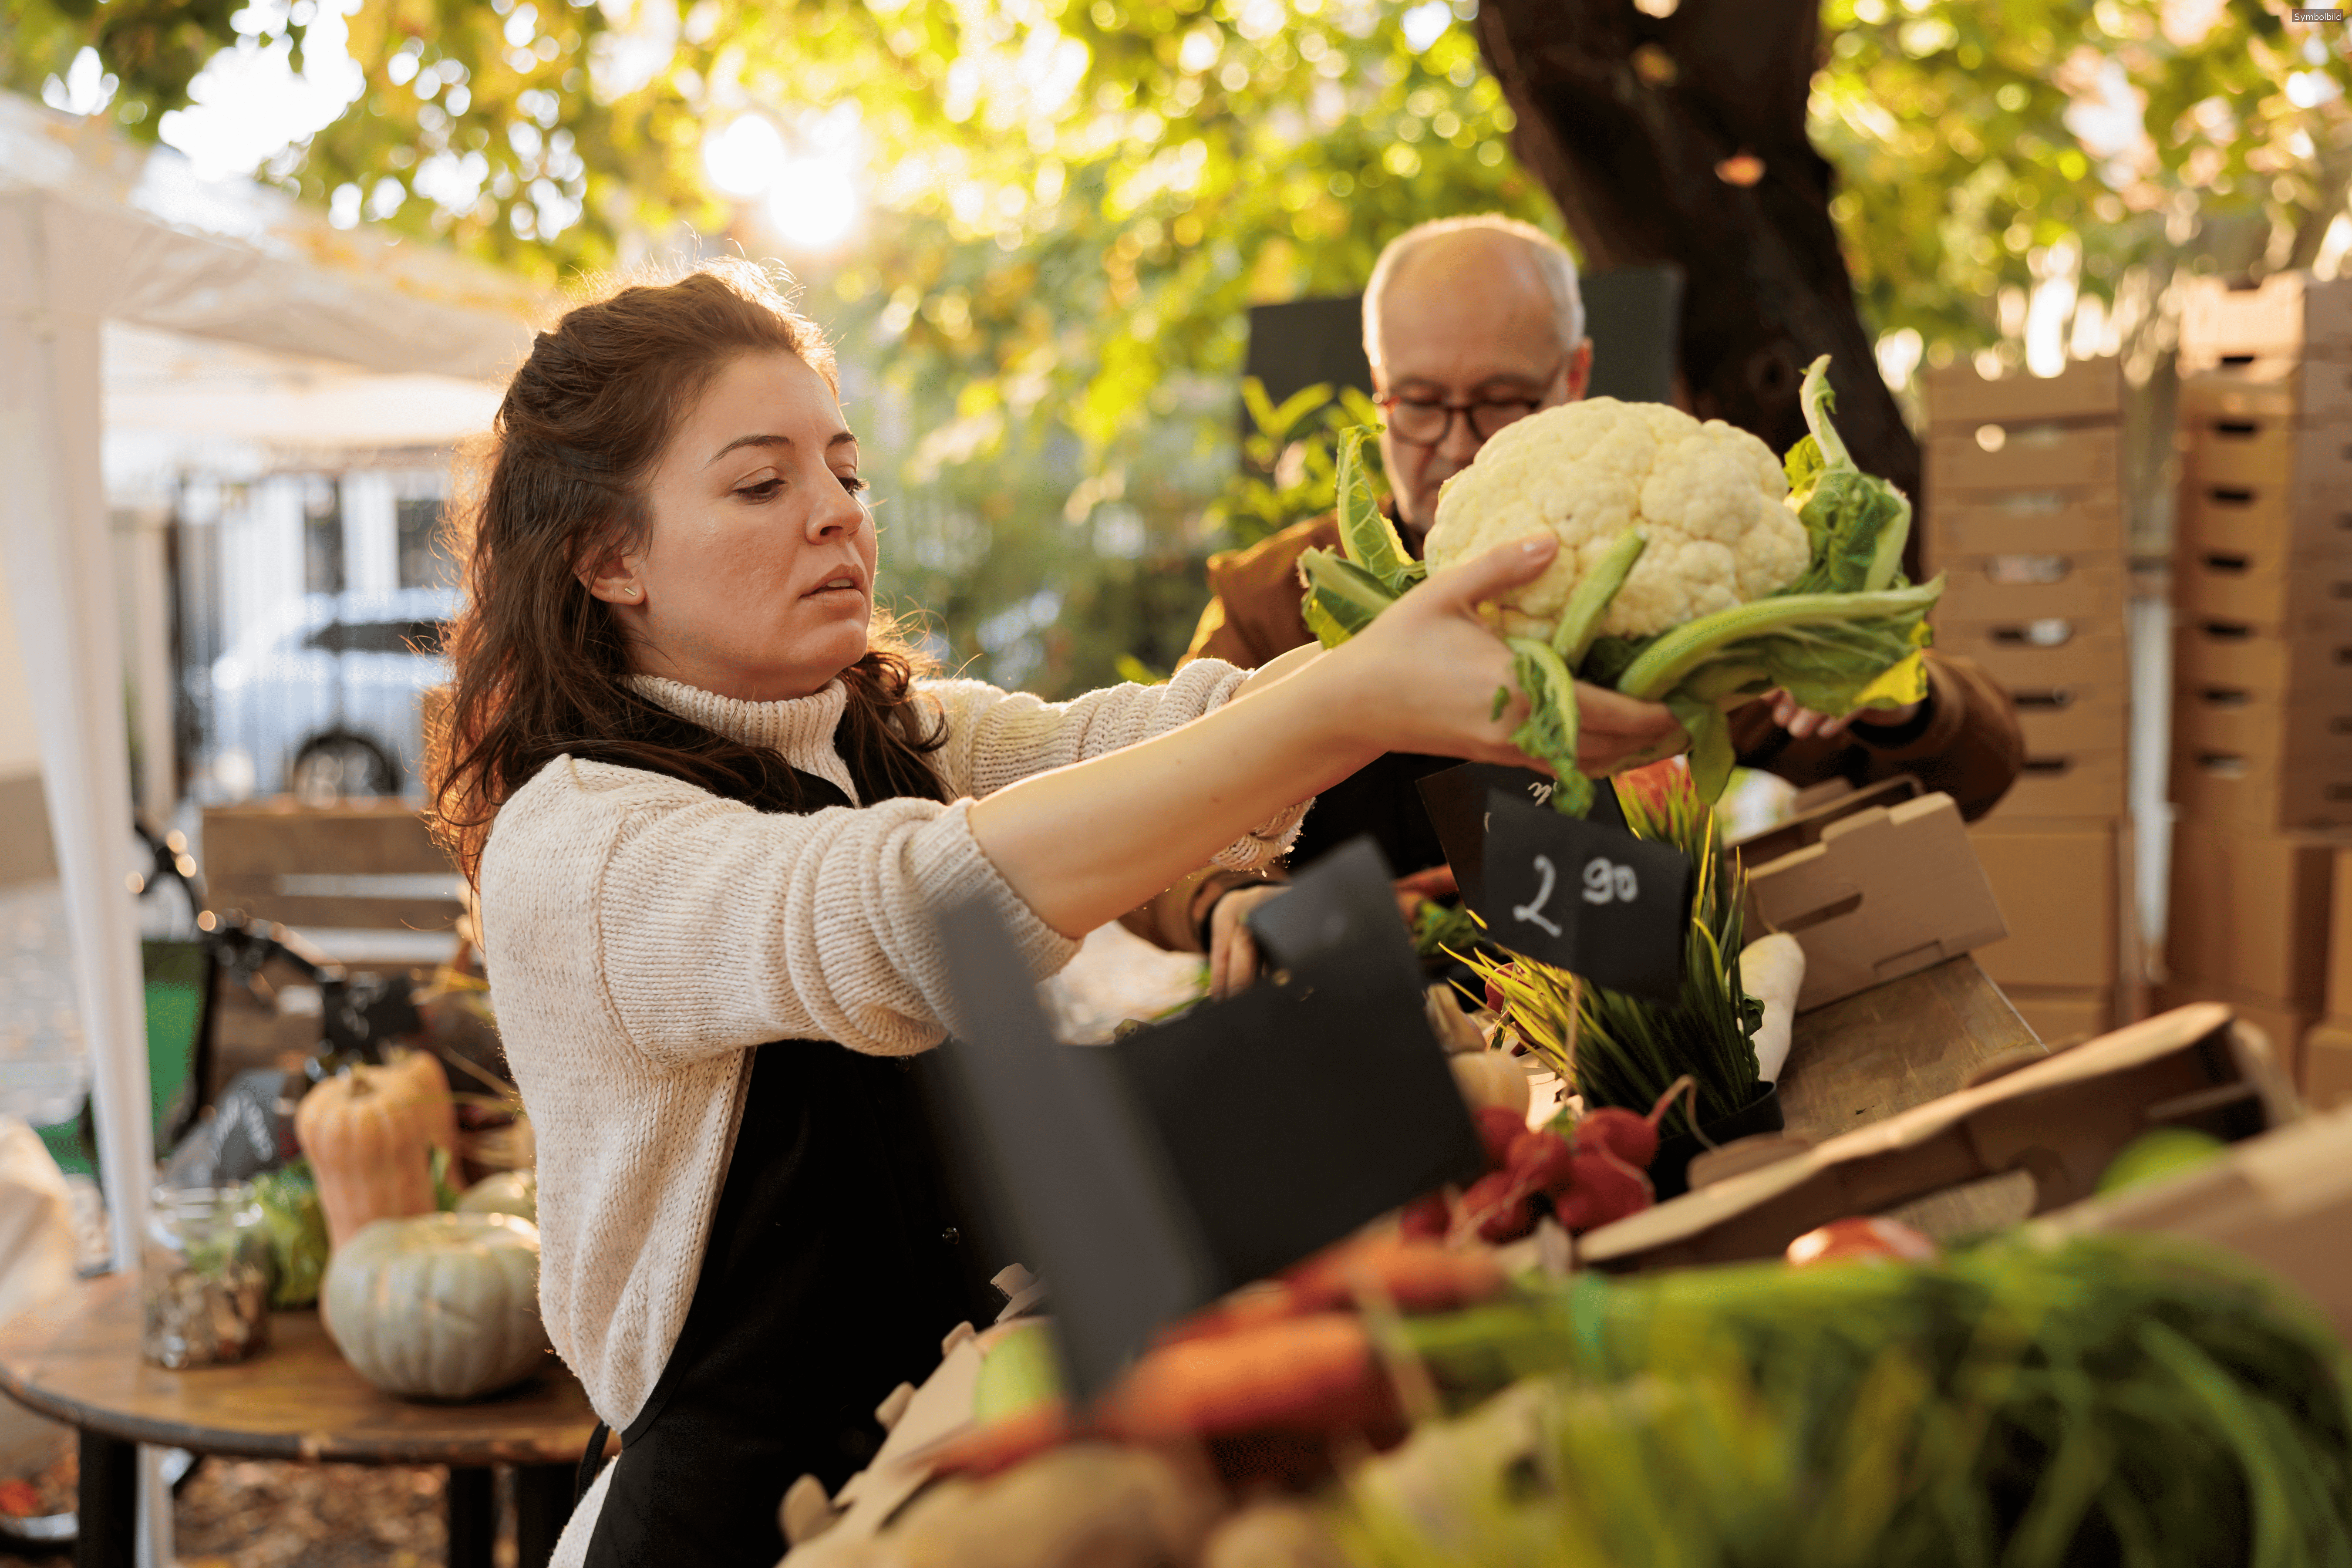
[1122,512,2026,952]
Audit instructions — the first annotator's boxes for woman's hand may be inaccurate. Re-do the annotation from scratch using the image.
[1313,538,1563,768]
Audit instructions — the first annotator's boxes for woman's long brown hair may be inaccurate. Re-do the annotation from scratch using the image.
[429,261,947,883]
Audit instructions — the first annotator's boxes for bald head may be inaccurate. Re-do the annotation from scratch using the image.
[1363,217,1592,537]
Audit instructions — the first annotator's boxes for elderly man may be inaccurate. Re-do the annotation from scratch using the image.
[1129,215,2021,991]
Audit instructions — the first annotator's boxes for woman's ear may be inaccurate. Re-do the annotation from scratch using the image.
[576,547,647,606]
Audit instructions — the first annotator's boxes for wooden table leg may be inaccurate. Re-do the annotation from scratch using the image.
[75,1429,136,1568]
[512,1463,576,1568]
[446,1464,496,1568]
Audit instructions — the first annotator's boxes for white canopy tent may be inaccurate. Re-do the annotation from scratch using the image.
[0,91,537,1560]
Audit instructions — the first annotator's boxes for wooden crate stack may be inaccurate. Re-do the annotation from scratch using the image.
[2159,273,2352,1083]
[1921,356,2138,1043]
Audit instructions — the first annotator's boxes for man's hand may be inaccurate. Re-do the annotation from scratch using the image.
[1206,883,1288,1000]
[1764,689,1923,741]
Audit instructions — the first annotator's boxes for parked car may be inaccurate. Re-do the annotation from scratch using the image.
[206,589,456,799]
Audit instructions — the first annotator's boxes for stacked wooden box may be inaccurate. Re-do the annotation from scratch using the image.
[2159,273,2352,1081]
[1922,356,2138,1043]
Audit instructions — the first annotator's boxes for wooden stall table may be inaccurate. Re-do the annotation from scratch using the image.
[0,1272,596,1568]
[1778,952,2045,1236]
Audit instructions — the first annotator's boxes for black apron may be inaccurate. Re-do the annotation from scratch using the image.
[579,756,991,1567]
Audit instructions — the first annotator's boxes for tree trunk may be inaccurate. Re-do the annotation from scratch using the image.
[1477,0,1923,571]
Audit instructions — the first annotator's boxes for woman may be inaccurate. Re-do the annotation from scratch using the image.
[431,261,1680,1567]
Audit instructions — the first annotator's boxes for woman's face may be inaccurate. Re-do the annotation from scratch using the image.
[586,349,876,701]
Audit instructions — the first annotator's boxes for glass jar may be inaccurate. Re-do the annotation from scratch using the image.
[141,1184,271,1369]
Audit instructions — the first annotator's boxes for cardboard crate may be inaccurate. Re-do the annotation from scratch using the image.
[1938,625,2130,693]
[2015,695,2129,755]
[2178,475,2352,560]
[2172,681,2352,773]
[1922,355,2124,428]
[2179,272,2352,363]
[1970,822,2123,988]
[2171,751,2352,832]
[2332,849,2352,1020]
[2176,353,2352,423]
[2310,1020,2352,1110]
[2174,543,2352,634]
[1993,749,2129,820]
[2182,415,2352,496]
[1926,492,2125,558]
[1736,788,2009,1013]
[1927,424,2120,494]
[2151,980,2317,1083]
[2173,620,2352,699]
[1998,985,2116,1045]
[2165,821,2344,1008]
[1933,556,2127,626]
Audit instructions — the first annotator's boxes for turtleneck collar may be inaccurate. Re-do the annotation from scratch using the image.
[625,674,861,805]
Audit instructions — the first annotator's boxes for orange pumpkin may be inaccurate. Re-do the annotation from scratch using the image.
[296,1052,462,1251]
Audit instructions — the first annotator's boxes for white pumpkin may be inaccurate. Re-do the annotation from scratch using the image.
[455,1170,537,1226]
[322,1212,549,1401]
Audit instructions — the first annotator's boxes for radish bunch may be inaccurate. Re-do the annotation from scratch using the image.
[1404,1081,1692,1246]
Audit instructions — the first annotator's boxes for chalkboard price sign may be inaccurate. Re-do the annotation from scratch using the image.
[1480,788,1692,1002]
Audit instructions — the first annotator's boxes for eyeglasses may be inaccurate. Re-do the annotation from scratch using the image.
[1375,363,1567,447]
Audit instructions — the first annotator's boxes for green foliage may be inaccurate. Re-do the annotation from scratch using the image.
[1211,377,1390,550]
[0,0,1553,696]
[1808,0,2350,380]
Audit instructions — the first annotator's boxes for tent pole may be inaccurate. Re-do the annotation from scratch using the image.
[0,262,171,1567]
[0,303,154,1268]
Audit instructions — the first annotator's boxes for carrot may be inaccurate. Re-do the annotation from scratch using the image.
[1099,1314,1391,1439]
[1163,1237,1508,1343]
[924,1403,1076,1477]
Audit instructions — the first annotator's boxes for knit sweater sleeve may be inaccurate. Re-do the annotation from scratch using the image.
[479,756,1081,1063]
[921,658,1311,870]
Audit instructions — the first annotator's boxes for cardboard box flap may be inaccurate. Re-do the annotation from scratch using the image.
[1730,774,1921,867]
[1745,793,2010,1012]
[1578,1004,2295,1273]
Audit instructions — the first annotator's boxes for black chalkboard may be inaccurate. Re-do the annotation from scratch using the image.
[930,836,1481,1399]
[1480,789,1692,1002]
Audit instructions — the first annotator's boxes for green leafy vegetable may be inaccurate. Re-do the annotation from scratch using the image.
[1346,1234,2352,1568]
[251,1160,330,1309]
[1782,355,1914,597]
[1294,358,1937,806]
[1411,899,1484,961]
[1503,637,1593,818]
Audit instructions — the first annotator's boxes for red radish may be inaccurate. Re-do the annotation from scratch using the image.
[1397,1192,1450,1242]
[1473,1106,1524,1171]
[1551,1147,1654,1233]
[1457,1170,1535,1243]
[1574,1075,1698,1172]
[1506,1129,1578,1190]
[1481,963,1519,1017]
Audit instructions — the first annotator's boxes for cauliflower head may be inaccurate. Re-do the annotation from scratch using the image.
[1422,398,1810,641]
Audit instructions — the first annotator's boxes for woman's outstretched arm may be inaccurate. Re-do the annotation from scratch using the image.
[967,536,1684,937]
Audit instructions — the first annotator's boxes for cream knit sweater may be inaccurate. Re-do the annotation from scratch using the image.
[478,660,1304,1562]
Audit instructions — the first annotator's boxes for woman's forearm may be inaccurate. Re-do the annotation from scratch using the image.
[967,661,1379,936]
[967,536,1592,936]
